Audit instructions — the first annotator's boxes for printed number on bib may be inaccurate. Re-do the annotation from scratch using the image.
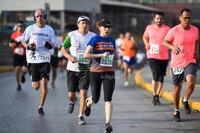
[78,50,90,64]
[123,56,131,62]
[15,47,24,55]
[172,68,184,75]
[150,44,159,54]
[100,55,114,67]
[39,52,50,62]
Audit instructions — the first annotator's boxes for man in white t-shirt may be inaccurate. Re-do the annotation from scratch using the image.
[61,16,95,125]
[21,9,55,116]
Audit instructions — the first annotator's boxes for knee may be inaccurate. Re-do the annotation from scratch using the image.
[153,74,160,81]
[158,76,164,82]
[33,85,40,90]
[92,97,100,104]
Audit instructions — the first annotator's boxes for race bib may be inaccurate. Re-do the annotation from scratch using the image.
[78,52,90,64]
[150,44,159,54]
[15,47,24,55]
[39,52,50,62]
[123,56,131,62]
[100,55,114,67]
[172,68,184,75]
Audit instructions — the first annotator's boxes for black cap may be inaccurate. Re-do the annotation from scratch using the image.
[99,19,112,27]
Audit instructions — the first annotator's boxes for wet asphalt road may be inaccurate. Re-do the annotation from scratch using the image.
[0,70,200,133]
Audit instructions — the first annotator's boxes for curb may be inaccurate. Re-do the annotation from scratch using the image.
[134,68,200,112]
[0,66,14,72]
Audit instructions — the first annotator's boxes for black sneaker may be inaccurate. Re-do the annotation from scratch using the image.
[38,107,45,116]
[156,95,161,105]
[84,98,91,117]
[78,116,86,125]
[173,111,181,122]
[152,95,157,105]
[21,75,25,83]
[67,97,77,114]
[17,84,22,91]
[105,123,113,133]
[182,98,191,114]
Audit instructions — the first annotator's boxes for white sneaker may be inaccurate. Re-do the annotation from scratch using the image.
[124,81,129,86]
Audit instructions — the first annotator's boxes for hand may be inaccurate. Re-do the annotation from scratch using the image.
[172,46,181,55]
[27,43,36,51]
[102,52,110,58]
[70,56,77,63]
[145,44,150,50]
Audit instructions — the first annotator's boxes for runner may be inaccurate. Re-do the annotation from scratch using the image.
[21,9,55,116]
[84,18,119,133]
[115,33,124,71]
[57,35,67,78]
[61,16,95,125]
[162,8,199,122]
[9,20,27,91]
[143,12,170,105]
[50,36,62,88]
[122,32,137,86]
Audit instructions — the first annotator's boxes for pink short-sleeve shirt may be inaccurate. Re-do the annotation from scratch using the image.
[144,24,170,60]
[164,24,199,68]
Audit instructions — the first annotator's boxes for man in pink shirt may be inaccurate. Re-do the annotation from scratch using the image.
[162,8,199,122]
[143,12,170,106]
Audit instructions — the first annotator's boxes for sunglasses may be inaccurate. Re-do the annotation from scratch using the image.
[18,25,24,27]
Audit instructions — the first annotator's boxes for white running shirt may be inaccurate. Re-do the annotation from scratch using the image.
[63,30,96,72]
[21,24,55,63]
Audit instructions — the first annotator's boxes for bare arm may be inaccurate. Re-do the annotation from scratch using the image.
[21,40,28,49]
[162,38,181,55]
[84,45,110,59]
[143,35,150,50]
[61,46,77,63]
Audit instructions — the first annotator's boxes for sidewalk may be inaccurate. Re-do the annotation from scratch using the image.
[135,67,200,112]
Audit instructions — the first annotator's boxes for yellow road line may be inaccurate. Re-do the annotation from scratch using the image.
[134,68,200,112]
[0,66,14,72]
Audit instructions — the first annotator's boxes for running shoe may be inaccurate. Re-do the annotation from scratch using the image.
[84,98,91,117]
[182,98,191,114]
[78,116,87,125]
[124,81,129,87]
[38,107,45,116]
[51,82,55,88]
[173,111,181,122]
[152,95,157,105]
[105,123,113,133]
[21,75,25,83]
[17,84,22,91]
[155,95,161,105]
[67,97,77,114]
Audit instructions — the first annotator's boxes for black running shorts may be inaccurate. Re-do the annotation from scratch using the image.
[28,63,50,82]
[148,59,168,77]
[67,70,90,92]
[172,63,197,85]
[90,71,115,103]
[13,54,27,67]
[50,56,59,68]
